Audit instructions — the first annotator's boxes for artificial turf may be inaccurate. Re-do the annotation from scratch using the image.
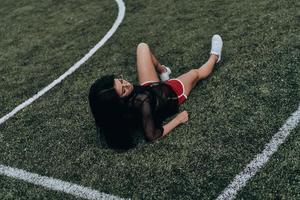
[0,0,117,116]
[0,0,299,199]
[236,126,300,200]
[0,175,77,200]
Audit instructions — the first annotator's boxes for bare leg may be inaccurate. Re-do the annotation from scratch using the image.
[136,43,165,84]
[176,55,218,96]
[151,54,166,74]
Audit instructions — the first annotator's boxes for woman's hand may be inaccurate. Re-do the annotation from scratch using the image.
[162,110,188,138]
[177,110,189,124]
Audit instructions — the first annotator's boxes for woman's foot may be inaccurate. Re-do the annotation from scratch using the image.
[210,34,223,63]
[159,65,171,81]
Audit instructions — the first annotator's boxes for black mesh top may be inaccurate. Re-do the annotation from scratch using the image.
[126,82,179,141]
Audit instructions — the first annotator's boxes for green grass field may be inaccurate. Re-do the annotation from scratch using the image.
[0,0,299,199]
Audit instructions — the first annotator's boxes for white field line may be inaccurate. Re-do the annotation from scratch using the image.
[0,0,125,126]
[0,0,126,199]
[0,165,126,200]
[216,103,300,200]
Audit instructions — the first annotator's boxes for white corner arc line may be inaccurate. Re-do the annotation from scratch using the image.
[216,103,300,200]
[0,0,125,126]
[0,165,127,200]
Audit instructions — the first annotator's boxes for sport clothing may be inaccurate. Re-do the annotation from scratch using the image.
[165,79,187,105]
[141,79,187,105]
[124,83,180,141]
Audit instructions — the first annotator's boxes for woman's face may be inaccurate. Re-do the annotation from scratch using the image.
[114,78,134,97]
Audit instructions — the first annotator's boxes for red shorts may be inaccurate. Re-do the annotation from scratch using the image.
[141,79,187,105]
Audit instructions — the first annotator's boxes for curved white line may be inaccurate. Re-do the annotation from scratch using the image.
[0,0,126,199]
[0,0,125,126]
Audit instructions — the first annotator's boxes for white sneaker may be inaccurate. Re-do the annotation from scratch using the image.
[159,65,171,81]
[210,34,223,63]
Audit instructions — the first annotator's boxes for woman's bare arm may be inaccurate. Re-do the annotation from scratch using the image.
[161,111,188,138]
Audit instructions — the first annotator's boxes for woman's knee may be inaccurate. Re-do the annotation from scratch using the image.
[137,42,149,52]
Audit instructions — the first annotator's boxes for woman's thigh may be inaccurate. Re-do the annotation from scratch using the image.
[136,43,159,84]
[176,69,199,96]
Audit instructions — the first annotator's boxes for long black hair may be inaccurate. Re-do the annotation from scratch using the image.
[88,75,137,150]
